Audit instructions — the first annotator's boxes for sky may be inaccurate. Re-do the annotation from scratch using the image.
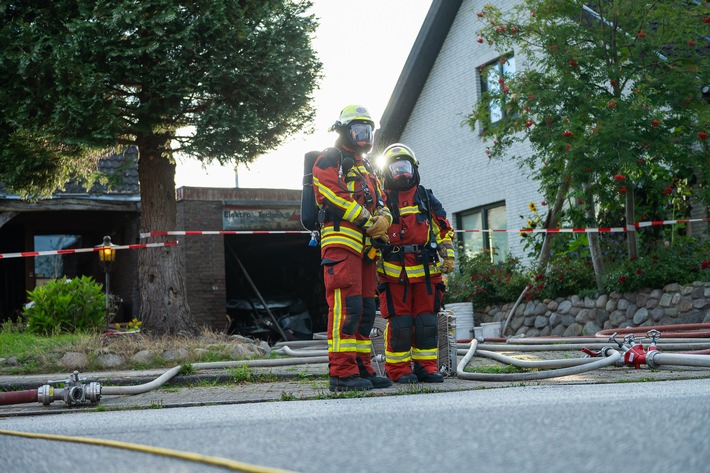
[174,0,434,190]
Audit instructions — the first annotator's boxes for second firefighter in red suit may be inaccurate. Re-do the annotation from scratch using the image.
[377,143,456,383]
[312,105,393,392]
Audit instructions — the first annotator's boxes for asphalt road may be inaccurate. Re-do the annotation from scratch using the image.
[1,378,709,473]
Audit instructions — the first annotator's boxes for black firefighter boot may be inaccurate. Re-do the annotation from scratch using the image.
[357,358,393,389]
[413,362,444,383]
[329,375,374,392]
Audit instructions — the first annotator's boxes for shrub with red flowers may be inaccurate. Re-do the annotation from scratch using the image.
[444,238,709,306]
[524,256,596,301]
[603,238,710,293]
[443,251,527,308]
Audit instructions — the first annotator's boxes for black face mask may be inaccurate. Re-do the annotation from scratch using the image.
[346,122,373,152]
[385,158,417,190]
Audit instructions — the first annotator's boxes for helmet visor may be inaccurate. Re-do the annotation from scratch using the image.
[349,123,373,147]
[388,159,413,181]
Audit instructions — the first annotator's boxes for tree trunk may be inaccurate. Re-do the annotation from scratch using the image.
[137,138,198,336]
[538,179,570,268]
[582,183,604,291]
[625,188,638,260]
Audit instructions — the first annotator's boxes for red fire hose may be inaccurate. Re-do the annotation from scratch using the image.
[0,389,38,405]
[595,323,710,339]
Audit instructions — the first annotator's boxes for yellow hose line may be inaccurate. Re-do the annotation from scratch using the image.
[0,429,299,473]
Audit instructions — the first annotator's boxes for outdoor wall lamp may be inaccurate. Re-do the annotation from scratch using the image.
[96,235,117,331]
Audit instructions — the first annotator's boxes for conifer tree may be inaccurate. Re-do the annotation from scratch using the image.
[0,0,322,334]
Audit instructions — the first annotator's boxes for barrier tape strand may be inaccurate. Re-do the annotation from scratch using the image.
[139,217,710,239]
[0,241,178,260]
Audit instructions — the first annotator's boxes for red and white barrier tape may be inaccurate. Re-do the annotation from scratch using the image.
[8,218,703,258]
[140,230,308,238]
[0,241,178,260]
[139,217,709,239]
[515,217,710,234]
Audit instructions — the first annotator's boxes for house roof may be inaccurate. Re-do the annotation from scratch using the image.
[0,147,140,212]
[64,146,140,196]
[373,0,462,154]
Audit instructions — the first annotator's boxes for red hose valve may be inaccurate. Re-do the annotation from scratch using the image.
[624,343,647,369]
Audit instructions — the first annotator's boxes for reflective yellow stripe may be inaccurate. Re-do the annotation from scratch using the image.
[322,225,362,241]
[321,236,363,253]
[412,347,438,360]
[399,205,419,215]
[355,339,371,353]
[385,350,412,363]
[313,177,365,222]
[331,288,343,352]
[320,226,364,253]
[379,261,441,279]
[328,339,358,352]
[328,288,360,353]
[399,201,455,254]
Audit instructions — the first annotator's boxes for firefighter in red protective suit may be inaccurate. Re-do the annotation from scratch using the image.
[312,104,393,392]
[377,143,456,383]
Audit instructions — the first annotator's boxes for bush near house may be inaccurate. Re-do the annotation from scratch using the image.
[24,276,106,335]
[444,238,710,309]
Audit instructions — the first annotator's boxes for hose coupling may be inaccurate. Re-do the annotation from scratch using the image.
[37,384,55,406]
[645,350,660,369]
[600,346,624,366]
[37,371,102,406]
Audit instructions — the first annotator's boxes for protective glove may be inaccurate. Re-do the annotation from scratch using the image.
[440,257,456,274]
[366,216,390,239]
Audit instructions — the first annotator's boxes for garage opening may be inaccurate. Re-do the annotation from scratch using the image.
[224,233,326,343]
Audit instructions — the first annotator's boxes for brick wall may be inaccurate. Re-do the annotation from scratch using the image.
[177,200,227,331]
[175,187,304,332]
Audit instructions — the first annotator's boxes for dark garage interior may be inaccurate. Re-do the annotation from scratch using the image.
[223,233,327,342]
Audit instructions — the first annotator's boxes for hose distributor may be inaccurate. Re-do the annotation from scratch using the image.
[36,371,102,406]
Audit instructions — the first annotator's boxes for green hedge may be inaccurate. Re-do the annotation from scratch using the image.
[444,239,710,308]
[24,276,106,335]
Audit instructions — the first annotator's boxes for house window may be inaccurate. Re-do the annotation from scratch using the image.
[456,203,508,263]
[34,234,82,286]
[481,55,516,124]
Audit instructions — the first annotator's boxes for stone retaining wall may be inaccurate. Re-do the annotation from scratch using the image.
[470,282,710,337]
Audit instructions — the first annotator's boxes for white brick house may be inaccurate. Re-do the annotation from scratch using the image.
[375,0,542,264]
[376,0,708,265]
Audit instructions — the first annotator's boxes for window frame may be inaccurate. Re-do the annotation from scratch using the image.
[455,201,509,263]
[480,54,516,127]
